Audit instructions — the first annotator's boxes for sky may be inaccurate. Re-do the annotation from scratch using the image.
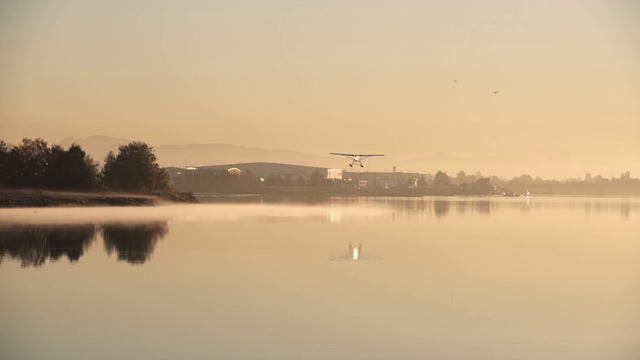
[1,0,639,179]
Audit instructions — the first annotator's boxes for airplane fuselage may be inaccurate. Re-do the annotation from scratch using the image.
[348,156,365,167]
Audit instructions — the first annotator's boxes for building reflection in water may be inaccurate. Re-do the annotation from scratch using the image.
[329,210,342,223]
[102,222,169,265]
[0,222,169,267]
[0,224,97,267]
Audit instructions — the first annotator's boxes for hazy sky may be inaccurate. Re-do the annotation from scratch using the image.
[1,0,638,178]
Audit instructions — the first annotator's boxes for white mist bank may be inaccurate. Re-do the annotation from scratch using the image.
[0,204,390,225]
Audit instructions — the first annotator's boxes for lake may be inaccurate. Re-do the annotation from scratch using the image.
[1,196,639,360]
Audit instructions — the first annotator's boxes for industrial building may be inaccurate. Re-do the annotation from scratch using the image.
[342,170,424,189]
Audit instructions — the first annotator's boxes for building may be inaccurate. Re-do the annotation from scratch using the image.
[198,162,328,179]
[327,169,342,180]
[342,171,424,189]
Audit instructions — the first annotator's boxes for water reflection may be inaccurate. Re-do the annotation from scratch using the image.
[0,224,97,267]
[197,195,640,220]
[1,199,638,359]
[329,196,639,220]
[1,197,637,267]
[0,222,168,267]
[329,243,382,262]
[434,200,451,217]
[102,223,169,265]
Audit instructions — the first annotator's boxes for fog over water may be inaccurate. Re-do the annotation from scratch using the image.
[1,197,639,359]
[1,196,638,225]
[0,203,390,225]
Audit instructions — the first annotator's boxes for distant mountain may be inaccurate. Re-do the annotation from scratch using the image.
[57,135,334,168]
[59,135,132,162]
[57,135,615,179]
[154,143,330,168]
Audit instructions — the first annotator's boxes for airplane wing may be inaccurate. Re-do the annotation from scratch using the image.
[358,154,384,159]
[330,153,356,157]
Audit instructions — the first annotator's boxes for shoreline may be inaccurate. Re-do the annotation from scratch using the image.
[0,189,196,208]
[2,187,638,208]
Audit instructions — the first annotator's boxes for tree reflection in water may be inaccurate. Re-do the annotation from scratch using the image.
[102,222,168,265]
[0,222,169,267]
[0,224,97,267]
[433,200,451,218]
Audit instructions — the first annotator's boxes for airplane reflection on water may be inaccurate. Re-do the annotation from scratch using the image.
[329,243,382,262]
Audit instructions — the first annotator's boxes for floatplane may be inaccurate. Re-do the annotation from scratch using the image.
[330,153,384,168]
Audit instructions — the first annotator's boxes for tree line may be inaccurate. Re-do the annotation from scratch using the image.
[431,170,640,196]
[0,138,169,191]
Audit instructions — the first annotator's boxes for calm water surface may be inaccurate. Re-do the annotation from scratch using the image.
[1,197,639,360]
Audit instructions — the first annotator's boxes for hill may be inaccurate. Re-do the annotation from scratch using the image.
[58,136,332,168]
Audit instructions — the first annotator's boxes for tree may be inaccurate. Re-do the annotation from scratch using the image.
[416,176,427,188]
[239,169,261,186]
[593,175,608,184]
[518,174,535,185]
[46,144,97,189]
[101,151,118,187]
[154,167,170,190]
[308,170,325,187]
[621,171,631,180]
[0,139,98,189]
[471,178,492,195]
[433,171,451,188]
[584,173,592,183]
[0,141,9,184]
[5,138,51,187]
[101,142,166,191]
[281,174,294,187]
[263,173,279,186]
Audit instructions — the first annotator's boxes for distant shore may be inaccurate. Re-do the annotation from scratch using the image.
[187,185,640,198]
[0,189,197,208]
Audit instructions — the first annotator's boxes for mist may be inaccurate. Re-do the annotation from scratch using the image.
[0,203,390,226]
